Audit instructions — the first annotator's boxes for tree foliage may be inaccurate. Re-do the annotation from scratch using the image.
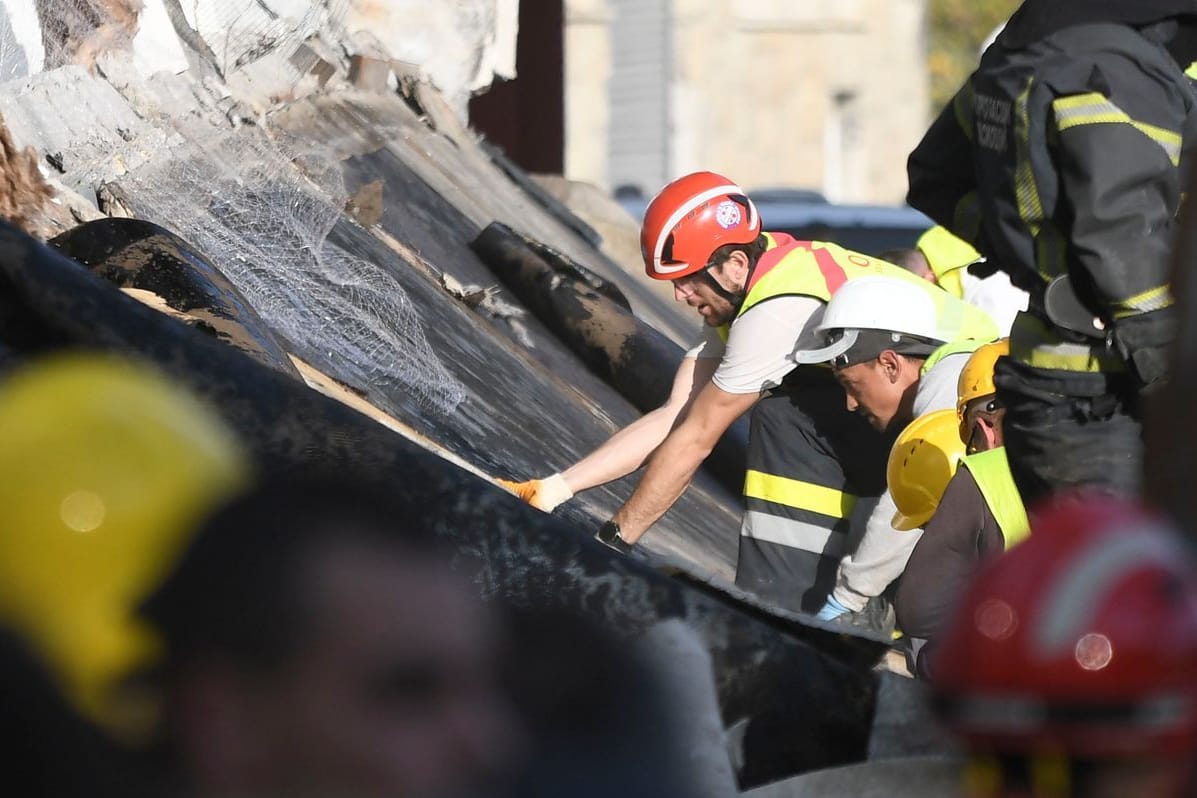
[928,0,1022,112]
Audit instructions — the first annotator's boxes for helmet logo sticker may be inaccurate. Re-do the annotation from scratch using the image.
[714,200,742,229]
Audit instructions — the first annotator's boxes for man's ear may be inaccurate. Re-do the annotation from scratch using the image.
[723,249,751,283]
[877,349,903,382]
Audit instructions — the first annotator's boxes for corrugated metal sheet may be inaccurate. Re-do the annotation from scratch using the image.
[607,0,671,193]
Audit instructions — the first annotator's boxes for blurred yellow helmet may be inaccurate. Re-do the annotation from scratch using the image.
[956,339,1009,442]
[888,409,967,531]
[0,352,250,741]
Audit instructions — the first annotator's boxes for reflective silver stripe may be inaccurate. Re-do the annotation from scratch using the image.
[1053,93,1183,166]
[1053,95,1127,127]
[1118,284,1173,315]
[740,509,849,558]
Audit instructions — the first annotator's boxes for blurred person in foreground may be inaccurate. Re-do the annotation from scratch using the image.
[931,495,1197,797]
[0,350,250,793]
[142,474,526,798]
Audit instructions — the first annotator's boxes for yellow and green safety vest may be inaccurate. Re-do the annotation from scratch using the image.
[916,225,982,300]
[960,446,1030,548]
[718,232,1000,345]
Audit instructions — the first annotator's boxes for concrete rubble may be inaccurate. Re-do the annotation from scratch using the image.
[0,1,960,793]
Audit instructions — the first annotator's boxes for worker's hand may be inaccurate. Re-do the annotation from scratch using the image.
[815,595,851,622]
[496,473,573,512]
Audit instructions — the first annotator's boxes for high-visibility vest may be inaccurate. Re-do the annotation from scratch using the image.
[922,338,984,376]
[960,446,1030,548]
[718,233,1000,345]
[917,225,981,300]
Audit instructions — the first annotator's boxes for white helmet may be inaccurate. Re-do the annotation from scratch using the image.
[793,276,946,366]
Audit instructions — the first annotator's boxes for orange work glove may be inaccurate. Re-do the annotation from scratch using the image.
[496,473,573,512]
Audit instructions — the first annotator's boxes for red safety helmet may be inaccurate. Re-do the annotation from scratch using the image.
[932,494,1197,759]
[640,171,761,280]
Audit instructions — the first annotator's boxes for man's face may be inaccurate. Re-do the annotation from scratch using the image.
[834,352,917,431]
[670,252,748,327]
[962,394,1004,453]
[222,543,523,798]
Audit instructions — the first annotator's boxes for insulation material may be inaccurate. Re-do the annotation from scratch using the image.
[116,128,466,414]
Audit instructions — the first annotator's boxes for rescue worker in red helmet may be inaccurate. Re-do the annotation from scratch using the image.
[931,495,1197,797]
[503,171,994,617]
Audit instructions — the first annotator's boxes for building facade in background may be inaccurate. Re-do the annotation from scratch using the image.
[565,0,930,205]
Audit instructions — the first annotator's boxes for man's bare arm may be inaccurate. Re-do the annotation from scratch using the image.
[560,356,718,494]
[612,381,759,543]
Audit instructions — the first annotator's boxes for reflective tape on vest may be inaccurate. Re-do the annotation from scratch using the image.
[743,469,857,520]
[740,509,852,558]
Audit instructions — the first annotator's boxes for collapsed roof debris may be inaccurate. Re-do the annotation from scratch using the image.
[0,0,951,789]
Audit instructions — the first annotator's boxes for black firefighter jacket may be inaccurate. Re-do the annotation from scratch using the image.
[907,20,1197,385]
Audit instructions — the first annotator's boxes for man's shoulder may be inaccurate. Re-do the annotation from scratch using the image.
[926,348,972,380]
[1000,23,1186,93]
[727,294,822,331]
[913,351,970,415]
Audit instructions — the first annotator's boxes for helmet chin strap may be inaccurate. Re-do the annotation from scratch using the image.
[701,266,746,312]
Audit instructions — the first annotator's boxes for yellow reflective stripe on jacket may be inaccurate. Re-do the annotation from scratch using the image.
[743,469,856,520]
[1053,92,1183,166]
[1112,284,1174,319]
[1009,312,1126,374]
[961,447,1029,548]
[1014,78,1045,237]
[1186,61,1197,81]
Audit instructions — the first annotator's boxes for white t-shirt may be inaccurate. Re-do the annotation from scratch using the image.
[960,270,1028,336]
[685,295,825,394]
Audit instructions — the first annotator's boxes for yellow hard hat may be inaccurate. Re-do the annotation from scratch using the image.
[916,226,981,299]
[0,352,250,741]
[956,339,1009,442]
[888,409,967,531]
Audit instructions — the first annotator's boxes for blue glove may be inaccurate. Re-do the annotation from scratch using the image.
[815,595,851,621]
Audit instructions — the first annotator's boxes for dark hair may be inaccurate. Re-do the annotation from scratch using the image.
[708,232,769,270]
[876,248,930,274]
[141,472,448,671]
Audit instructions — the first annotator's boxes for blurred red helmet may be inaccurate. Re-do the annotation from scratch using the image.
[932,494,1197,758]
[640,171,761,280]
